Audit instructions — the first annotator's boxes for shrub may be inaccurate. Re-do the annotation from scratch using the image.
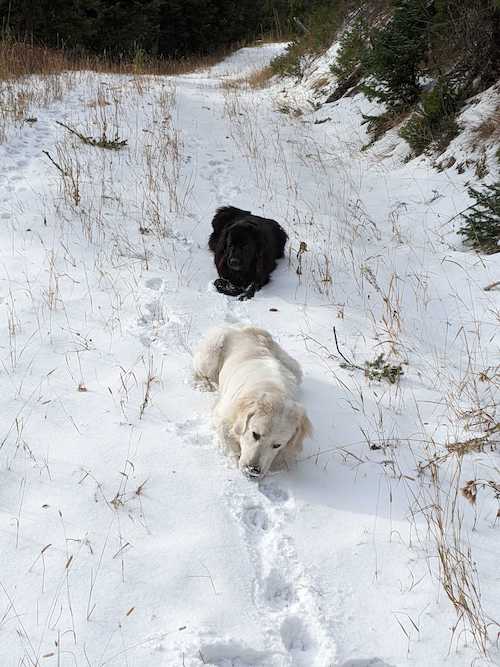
[270,1,352,79]
[399,113,459,156]
[458,182,500,254]
[330,19,368,84]
[361,109,409,149]
[399,80,461,155]
[428,0,500,92]
[360,0,499,148]
[270,41,306,78]
[364,354,404,384]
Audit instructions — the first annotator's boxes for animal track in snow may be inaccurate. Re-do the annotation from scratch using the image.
[259,482,289,504]
[196,639,278,666]
[131,280,192,351]
[174,416,214,449]
[203,151,242,202]
[242,506,269,532]
[227,480,336,666]
[145,276,163,290]
[138,298,166,326]
[262,568,296,609]
[281,616,312,652]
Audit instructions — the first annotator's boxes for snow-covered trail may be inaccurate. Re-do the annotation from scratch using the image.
[0,45,338,667]
[0,44,498,667]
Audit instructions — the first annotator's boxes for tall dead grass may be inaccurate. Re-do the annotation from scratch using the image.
[0,38,239,80]
[473,101,500,143]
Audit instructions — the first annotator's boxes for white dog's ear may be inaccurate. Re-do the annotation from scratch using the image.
[232,397,255,435]
[287,404,312,455]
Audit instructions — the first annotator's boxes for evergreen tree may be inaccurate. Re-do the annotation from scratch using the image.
[1,0,98,48]
[459,183,500,255]
[362,0,431,110]
[0,0,321,57]
[91,0,161,55]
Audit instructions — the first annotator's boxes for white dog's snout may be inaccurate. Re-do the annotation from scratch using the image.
[243,464,262,479]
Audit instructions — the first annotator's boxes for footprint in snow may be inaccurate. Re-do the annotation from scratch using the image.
[145,276,163,291]
[196,639,280,666]
[280,616,314,661]
[242,506,269,533]
[174,417,213,449]
[262,568,297,610]
[258,482,289,504]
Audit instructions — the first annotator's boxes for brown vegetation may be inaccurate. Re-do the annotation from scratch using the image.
[0,37,236,81]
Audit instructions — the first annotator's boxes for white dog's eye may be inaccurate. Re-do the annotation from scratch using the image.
[272,443,281,449]
[252,432,261,441]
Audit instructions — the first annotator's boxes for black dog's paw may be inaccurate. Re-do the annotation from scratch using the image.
[214,278,245,297]
[238,284,257,301]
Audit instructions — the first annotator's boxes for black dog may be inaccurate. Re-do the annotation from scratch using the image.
[208,206,288,300]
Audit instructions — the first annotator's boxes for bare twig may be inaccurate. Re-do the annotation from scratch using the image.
[42,150,67,176]
[333,326,364,371]
[56,120,127,150]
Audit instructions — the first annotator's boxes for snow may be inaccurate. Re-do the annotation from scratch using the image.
[0,43,499,667]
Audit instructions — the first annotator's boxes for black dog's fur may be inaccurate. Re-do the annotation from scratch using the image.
[209,206,288,300]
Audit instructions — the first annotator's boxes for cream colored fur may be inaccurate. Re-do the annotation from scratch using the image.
[193,325,311,478]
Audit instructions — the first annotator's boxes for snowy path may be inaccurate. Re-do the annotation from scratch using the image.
[0,44,498,667]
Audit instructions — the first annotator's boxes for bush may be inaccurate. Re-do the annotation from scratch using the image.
[361,110,409,149]
[270,1,352,79]
[458,182,500,254]
[330,18,368,84]
[364,354,404,384]
[399,80,461,155]
[360,0,499,149]
[428,0,500,92]
[270,41,307,78]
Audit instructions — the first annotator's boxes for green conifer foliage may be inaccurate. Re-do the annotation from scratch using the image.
[362,0,431,110]
[458,183,500,254]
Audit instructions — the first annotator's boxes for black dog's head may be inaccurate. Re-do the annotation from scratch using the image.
[222,222,258,275]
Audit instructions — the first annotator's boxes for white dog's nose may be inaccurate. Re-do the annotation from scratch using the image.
[244,464,262,479]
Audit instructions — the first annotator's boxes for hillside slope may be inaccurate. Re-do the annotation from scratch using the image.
[0,43,498,666]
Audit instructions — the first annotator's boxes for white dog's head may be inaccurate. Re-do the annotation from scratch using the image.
[231,392,312,479]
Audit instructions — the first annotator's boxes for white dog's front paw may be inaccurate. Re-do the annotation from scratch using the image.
[192,375,217,392]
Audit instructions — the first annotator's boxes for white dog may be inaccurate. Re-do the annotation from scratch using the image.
[193,325,311,478]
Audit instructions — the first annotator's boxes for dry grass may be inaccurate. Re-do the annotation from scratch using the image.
[361,109,411,149]
[446,423,499,456]
[0,37,237,81]
[310,75,331,92]
[473,102,500,142]
[220,64,276,91]
[0,39,71,80]
[245,65,275,89]
[409,441,496,657]
[2,29,497,661]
